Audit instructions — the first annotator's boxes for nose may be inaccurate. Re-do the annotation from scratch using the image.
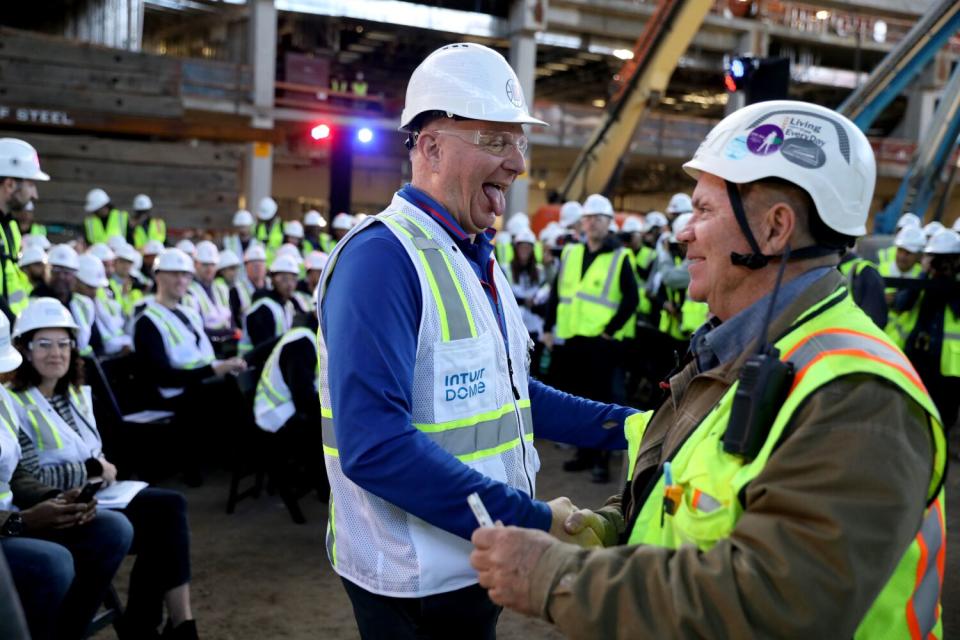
[502,144,525,176]
[676,222,695,244]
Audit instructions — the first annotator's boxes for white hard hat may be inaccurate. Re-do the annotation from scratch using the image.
[195,240,220,265]
[923,221,944,239]
[244,244,267,262]
[893,226,926,254]
[218,249,240,270]
[666,193,693,215]
[305,251,329,271]
[538,221,562,242]
[608,219,620,233]
[107,235,128,253]
[276,243,304,263]
[257,197,278,221]
[233,209,254,227]
[332,213,354,230]
[142,239,165,256]
[133,194,153,211]
[583,194,614,217]
[953,217,960,232]
[0,310,22,373]
[399,43,547,131]
[155,248,196,274]
[283,220,305,239]
[87,243,115,263]
[671,212,694,241]
[84,188,111,213]
[304,210,326,227]
[683,100,875,237]
[505,213,530,236]
[621,216,644,234]
[896,212,921,230]
[925,229,960,255]
[13,297,78,340]
[559,201,583,228]
[269,254,300,275]
[48,244,79,270]
[176,239,197,257]
[0,138,49,181]
[77,254,108,288]
[114,242,140,264]
[22,234,50,251]
[18,246,47,268]
[644,211,669,230]
[513,228,536,245]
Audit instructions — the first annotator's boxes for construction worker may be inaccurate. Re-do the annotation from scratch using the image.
[213,249,240,324]
[112,242,146,317]
[558,200,583,243]
[299,251,327,297]
[14,200,45,237]
[496,212,533,265]
[538,222,563,285]
[544,192,638,483]
[82,188,128,247]
[77,253,131,356]
[175,239,196,260]
[29,245,99,358]
[22,233,50,252]
[879,224,925,325]
[128,193,166,250]
[303,210,333,254]
[877,211,922,270]
[923,220,944,241]
[222,209,256,260]
[506,228,547,376]
[141,239,165,281]
[838,246,888,328]
[0,138,49,320]
[889,228,960,429]
[330,212,354,243]
[471,99,946,640]
[185,241,232,335]
[18,246,47,292]
[238,254,303,356]
[255,197,284,256]
[230,244,266,328]
[282,220,305,252]
[319,42,639,639]
[664,191,692,223]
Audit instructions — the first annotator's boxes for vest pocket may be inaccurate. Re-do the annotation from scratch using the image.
[670,486,737,551]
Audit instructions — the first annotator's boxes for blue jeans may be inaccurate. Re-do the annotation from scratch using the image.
[2,509,133,640]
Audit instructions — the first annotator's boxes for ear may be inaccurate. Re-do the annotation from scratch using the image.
[417,132,443,173]
[758,202,796,255]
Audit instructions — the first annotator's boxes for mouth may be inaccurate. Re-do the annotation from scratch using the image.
[481,182,508,217]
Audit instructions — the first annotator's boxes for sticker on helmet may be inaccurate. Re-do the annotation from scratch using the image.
[505,79,524,109]
[746,124,784,155]
[780,138,826,169]
[724,135,749,160]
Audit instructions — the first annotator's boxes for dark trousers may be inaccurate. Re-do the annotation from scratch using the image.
[341,578,501,640]
[558,336,618,467]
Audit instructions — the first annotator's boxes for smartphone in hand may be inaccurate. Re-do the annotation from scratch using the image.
[76,479,104,504]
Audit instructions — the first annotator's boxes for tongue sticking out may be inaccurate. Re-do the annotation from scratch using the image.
[482,184,506,217]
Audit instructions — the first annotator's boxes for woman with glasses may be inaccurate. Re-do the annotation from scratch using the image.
[9,297,199,640]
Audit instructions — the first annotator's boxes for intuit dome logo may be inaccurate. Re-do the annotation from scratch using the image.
[444,368,487,401]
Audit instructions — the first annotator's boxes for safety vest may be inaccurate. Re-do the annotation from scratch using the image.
[94,289,132,355]
[140,300,215,398]
[84,209,129,245]
[132,217,166,250]
[888,291,960,377]
[111,277,143,318]
[318,197,537,597]
[186,280,232,331]
[555,243,635,341]
[839,255,877,292]
[304,234,336,255]
[256,219,284,250]
[212,277,232,311]
[633,245,655,318]
[12,386,101,469]
[232,279,255,314]
[0,386,22,510]
[0,218,27,315]
[624,288,947,639]
[659,284,709,340]
[877,245,897,271]
[254,327,318,433]
[238,297,288,355]
[494,240,544,267]
[69,294,96,357]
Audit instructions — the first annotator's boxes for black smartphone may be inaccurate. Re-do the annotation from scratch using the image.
[76,479,103,503]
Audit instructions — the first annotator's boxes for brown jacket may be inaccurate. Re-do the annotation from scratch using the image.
[0,463,61,532]
[530,270,936,638]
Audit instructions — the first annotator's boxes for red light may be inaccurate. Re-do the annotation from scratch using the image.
[311,124,331,140]
[724,74,738,92]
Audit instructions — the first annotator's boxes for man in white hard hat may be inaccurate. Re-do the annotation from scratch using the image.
[878,225,925,309]
[496,211,532,265]
[76,253,132,356]
[83,188,128,247]
[299,250,328,297]
[330,212,354,244]
[112,242,147,316]
[185,241,233,335]
[0,138,50,319]
[129,193,166,250]
[213,249,241,328]
[664,192,692,223]
[282,220,305,253]
[17,246,46,291]
[238,254,304,357]
[558,200,583,238]
[320,43,639,639]
[878,211,923,270]
[472,100,946,639]
[223,209,256,260]
[230,244,267,327]
[302,210,332,254]
[255,197,283,256]
[140,238,165,281]
[13,199,45,238]
[543,192,639,483]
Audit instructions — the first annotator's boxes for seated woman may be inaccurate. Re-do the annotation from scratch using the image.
[0,304,133,640]
[9,297,199,640]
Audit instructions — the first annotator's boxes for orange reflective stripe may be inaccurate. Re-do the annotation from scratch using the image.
[691,488,701,510]
[791,348,927,395]
[906,499,944,640]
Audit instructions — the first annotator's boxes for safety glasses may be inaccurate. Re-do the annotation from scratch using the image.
[425,129,528,157]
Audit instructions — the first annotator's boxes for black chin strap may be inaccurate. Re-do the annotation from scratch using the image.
[725,180,840,270]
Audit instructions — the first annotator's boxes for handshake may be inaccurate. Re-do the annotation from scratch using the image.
[546,496,616,548]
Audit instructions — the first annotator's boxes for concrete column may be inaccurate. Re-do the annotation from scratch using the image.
[506,0,545,219]
[246,0,277,211]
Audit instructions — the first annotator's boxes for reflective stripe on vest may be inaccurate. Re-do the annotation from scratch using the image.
[133,218,166,249]
[0,390,20,511]
[238,297,287,354]
[556,243,634,340]
[84,209,128,245]
[888,291,960,377]
[11,387,97,456]
[254,327,318,432]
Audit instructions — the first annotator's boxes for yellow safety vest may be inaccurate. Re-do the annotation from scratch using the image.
[887,291,960,377]
[555,243,635,341]
[132,217,166,249]
[624,288,947,639]
[0,219,27,315]
[84,209,129,245]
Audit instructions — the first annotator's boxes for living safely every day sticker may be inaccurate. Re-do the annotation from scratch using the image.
[737,114,832,168]
[746,124,784,155]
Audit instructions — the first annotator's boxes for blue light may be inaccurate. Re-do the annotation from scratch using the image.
[357,127,374,144]
[731,59,745,79]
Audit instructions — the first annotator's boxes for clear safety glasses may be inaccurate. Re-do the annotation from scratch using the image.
[426,129,529,157]
[28,338,76,353]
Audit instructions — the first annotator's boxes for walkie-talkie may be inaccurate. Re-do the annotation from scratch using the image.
[722,245,795,460]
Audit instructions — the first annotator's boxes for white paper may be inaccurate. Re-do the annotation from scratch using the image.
[95,480,149,510]
[122,410,175,424]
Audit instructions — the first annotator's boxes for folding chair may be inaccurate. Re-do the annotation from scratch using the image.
[225,367,266,515]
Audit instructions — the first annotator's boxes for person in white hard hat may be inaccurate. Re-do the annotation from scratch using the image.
[83,188,128,247]
[299,250,328,297]
[13,198,46,238]
[175,239,196,260]
[0,300,134,640]
[255,197,283,256]
[18,246,47,291]
[543,192,638,483]
[29,244,99,358]
[877,212,924,276]
[184,241,233,335]
[0,138,50,319]
[238,254,305,356]
[537,221,563,284]
[472,100,946,640]
[76,253,131,356]
[320,42,636,638]
[229,244,267,327]
[140,239,165,280]
[505,227,547,375]
[213,249,241,329]
[496,212,531,265]
[878,225,926,308]
[302,210,332,254]
[129,193,166,250]
[559,200,583,236]
[223,209,256,260]
[22,233,50,252]
[330,212,354,243]
[923,220,944,240]
[112,242,147,317]
[664,192,693,222]
[282,220,305,253]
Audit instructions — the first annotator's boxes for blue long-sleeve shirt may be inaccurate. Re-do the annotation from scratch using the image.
[321,185,635,541]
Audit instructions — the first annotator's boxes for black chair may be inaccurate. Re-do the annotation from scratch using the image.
[84,585,123,639]
[225,367,266,515]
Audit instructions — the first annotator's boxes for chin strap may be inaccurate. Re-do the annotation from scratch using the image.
[725,181,840,270]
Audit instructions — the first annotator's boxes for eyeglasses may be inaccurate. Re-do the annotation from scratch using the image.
[426,129,528,157]
[28,338,75,353]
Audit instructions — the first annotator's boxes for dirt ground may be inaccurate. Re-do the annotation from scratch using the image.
[96,429,960,640]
